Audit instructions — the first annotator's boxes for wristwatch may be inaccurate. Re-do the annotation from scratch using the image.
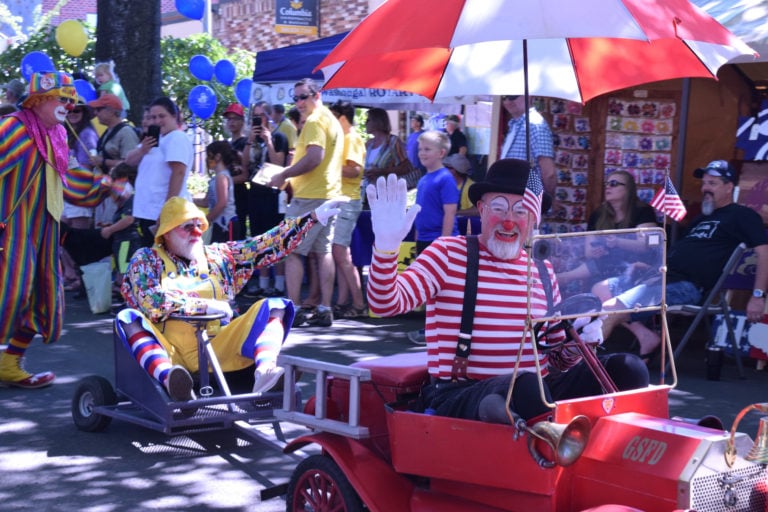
[753,289,765,299]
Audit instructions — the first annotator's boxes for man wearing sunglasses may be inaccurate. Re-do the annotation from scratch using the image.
[117,196,340,399]
[0,71,109,388]
[267,78,344,328]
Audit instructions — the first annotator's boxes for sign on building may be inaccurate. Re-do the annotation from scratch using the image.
[275,0,319,36]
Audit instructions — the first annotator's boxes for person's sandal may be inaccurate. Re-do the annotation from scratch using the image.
[341,305,368,319]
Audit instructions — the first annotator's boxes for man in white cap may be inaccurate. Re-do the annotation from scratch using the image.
[0,71,108,388]
[117,196,340,400]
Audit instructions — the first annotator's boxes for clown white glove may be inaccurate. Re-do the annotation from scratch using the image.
[573,316,604,345]
[313,199,342,226]
[366,174,421,253]
[205,299,233,324]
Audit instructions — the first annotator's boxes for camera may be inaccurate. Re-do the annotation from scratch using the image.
[253,115,262,127]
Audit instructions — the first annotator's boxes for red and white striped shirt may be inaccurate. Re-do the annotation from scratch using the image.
[367,236,577,380]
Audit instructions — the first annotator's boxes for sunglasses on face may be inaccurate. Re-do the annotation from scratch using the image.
[176,221,205,234]
[58,97,76,105]
[69,109,84,114]
[292,93,313,102]
[605,179,627,188]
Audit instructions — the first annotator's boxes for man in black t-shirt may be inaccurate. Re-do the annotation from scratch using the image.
[602,160,768,358]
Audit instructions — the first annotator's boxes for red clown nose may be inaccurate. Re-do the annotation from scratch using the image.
[502,219,516,231]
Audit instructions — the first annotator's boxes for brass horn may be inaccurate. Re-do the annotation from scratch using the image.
[746,417,768,464]
[527,415,591,468]
[725,403,768,467]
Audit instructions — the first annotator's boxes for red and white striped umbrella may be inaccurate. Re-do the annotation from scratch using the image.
[317,0,757,103]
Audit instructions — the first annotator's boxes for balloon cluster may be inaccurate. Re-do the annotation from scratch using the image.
[187,54,253,119]
[20,20,89,82]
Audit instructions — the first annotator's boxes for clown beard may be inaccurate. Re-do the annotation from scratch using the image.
[486,229,522,260]
[164,230,205,263]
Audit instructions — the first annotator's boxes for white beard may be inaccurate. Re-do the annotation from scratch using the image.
[165,230,205,263]
[486,233,522,260]
[702,195,715,216]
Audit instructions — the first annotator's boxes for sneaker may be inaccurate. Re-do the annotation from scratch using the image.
[165,365,195,401]
[292,307,313,328]
[407,329,426,345]
[341,305,368,319]
[309,307,333,327]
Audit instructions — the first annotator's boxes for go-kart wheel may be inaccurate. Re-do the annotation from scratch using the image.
[286,454,364,512]
[71,376,117,432]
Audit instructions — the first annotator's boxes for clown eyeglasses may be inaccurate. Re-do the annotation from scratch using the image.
[486,199,528,218]
[57,97,76,105]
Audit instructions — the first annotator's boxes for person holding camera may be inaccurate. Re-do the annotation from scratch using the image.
[125,96,193,247]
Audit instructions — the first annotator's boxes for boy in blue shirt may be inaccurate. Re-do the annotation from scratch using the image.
[414,130,459,254]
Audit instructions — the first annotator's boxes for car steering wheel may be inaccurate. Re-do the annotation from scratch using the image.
[534,293,602,351]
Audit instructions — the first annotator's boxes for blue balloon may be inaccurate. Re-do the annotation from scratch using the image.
[20,51,56,82]
[189,54,214,81]
[175,0,205,20]
[74,79,97,103]
[188,84,217,119]
[235,78,253,106]
[214,59,236,87]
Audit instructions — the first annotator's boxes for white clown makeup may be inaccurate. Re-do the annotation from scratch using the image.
[479,194,530,260]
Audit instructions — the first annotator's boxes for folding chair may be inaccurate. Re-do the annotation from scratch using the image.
[667,243,749,378]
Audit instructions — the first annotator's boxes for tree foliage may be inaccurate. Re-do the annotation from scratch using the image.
[0,25,254,140]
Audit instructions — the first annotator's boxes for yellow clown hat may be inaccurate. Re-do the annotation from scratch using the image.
[154,197,209,245]
[21,71,77,108]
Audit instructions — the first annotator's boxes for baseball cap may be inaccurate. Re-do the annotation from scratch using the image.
[2,78,25,99]
[88,93,123,111]
[693,160,737,184]
[223,103,244,118]
[443,154,472,175]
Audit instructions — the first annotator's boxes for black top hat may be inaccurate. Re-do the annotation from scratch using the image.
[468,158,531,205]
[468,158,552,213]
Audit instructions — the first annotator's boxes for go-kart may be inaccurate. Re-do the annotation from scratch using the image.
[71,311,294,442]
[273,228,768,511]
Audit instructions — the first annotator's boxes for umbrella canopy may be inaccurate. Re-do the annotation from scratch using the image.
[317,0,758,103]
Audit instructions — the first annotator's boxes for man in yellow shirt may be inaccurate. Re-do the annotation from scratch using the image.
[268,78,344,327]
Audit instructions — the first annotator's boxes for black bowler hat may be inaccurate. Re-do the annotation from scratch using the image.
[468,158,552,213]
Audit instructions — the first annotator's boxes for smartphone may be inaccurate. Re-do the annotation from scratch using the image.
[146,125,160,146]
[253,115,262,127]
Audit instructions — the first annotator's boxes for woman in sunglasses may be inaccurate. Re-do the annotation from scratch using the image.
[61,99,100,292]
[558,171,657,288]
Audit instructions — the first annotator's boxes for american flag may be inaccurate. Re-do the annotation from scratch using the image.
[523,168,544,226]
[650,176,687,222]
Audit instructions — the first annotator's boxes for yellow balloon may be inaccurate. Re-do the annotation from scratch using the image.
[56,20,88,57]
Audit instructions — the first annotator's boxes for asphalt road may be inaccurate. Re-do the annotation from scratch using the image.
[1,291,767,511]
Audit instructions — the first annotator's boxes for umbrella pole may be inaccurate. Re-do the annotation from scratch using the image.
[523,39,531,166]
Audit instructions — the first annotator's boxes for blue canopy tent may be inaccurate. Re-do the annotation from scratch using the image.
[250,32,456,108]
[252,32,348,84]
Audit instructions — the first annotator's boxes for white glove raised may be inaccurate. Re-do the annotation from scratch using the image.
[313,199,342,226]
[205,299,234,324]
[365,174,421,253]
[573,316,604,345]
